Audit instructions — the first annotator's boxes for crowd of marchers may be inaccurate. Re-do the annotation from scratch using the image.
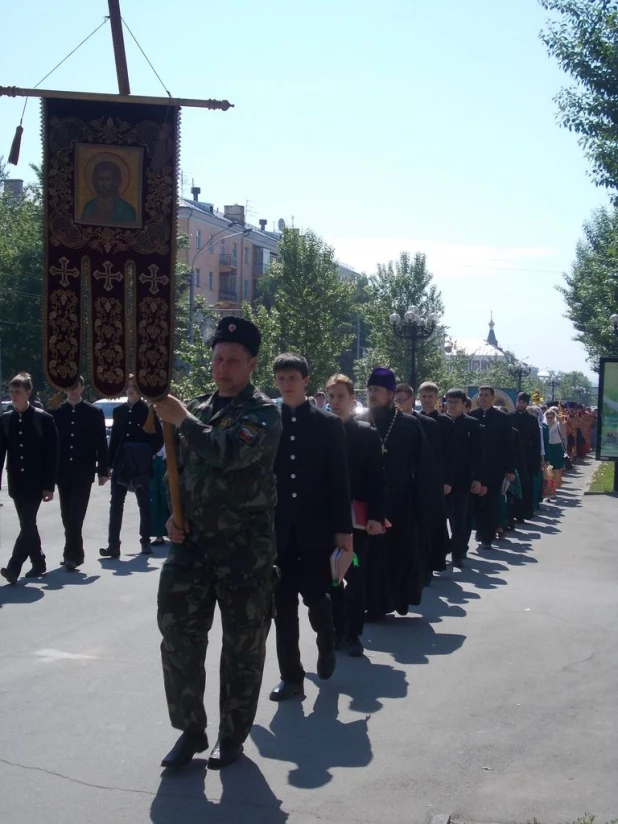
[0,316,588,771]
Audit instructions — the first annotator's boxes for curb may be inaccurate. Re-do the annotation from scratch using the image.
[429,816,451,824]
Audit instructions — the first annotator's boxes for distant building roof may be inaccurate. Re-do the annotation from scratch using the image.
[446,337,506,360]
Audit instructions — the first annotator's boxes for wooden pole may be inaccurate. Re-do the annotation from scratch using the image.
[0,86,233,110]
[108,0,131,95]
[163,422,184,529]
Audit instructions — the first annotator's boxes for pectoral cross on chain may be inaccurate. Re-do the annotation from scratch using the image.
[382,446,388,455]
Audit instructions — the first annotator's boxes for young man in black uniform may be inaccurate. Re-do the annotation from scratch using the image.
[357,368,439,617]
[100,375,163,558]
[0,373,58,584]
[52,376,109,571]
[469,386,515,549]
[508,392,542,521]
[444,388,485,566]
[326,373,386,657]
[269,354,352,702]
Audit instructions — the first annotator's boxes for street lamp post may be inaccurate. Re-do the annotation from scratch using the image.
[188,225,252,343]
[388,306,439,389]
[508,360,532,393]
[538,370,560,403]
[610,313,618,338]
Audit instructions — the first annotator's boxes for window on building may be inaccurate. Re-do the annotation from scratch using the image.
[195,230,201,249]
[244,246,249,264]
[221,239,226,254]
[243,280,249,299]
[208,234,214,253]
[208,271,213,290]
[195,268,201,287]
[232,243,238,263]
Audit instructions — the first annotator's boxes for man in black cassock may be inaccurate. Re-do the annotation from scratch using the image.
[444,388,485,566]
[469,386,515,549]
[269,354,352,702]
[358,368,438,618]
[508,392,542,521]
[418,381,455,574]
[326,373,386,657]
[52,376,109,571]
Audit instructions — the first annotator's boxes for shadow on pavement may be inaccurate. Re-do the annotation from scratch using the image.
[251,683,372,788]
[99,553,160,576]
[363,616,466,665]
[0,582,45,607]
[150,757,288,823]
[328,653,408,713]
[39,568,101,590]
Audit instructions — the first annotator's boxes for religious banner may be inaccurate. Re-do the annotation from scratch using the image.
[43,96,179,399]
[596,357,618,461]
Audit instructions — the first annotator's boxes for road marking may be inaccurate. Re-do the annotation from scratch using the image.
[33,649,97,663]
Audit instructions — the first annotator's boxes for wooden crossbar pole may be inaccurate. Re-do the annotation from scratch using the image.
[0,86,233,110]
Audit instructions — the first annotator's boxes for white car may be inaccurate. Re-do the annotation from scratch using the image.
[93,397,128,440]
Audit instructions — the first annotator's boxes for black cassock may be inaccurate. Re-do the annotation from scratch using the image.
[357,407,440,616]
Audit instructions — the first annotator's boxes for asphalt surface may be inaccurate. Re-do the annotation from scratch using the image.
[0,459,616,824]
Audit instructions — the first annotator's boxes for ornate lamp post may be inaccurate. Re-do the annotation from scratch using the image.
[388,305,439,389]
[538,370,560,403]
[508,360,532,393]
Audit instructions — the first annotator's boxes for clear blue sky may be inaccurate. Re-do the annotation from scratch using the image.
[1,0,610,379]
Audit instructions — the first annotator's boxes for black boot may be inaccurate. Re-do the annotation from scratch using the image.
[307,596,336,680]
[161,729,209,768]
[269,680,304,702]
[207,737,243,770]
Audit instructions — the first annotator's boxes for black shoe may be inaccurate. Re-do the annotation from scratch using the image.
[65,560,78,572]
[395,603,409,616]
[452,555,464,568]
[269,680,304,702]
[317,650,336,680]
[1,567,18,585]
[346,636,364,657]
[99,547,120,559]
[161,729,209,769]
[141,544,153,555]
[24,566,46,578]
[207,738,243,770]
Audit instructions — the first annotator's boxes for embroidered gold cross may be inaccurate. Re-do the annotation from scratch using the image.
[50,257,80,288]
[93,261,123,292]
[138,264,169,295]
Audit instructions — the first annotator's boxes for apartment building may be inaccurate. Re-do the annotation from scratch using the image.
[177,188,282,312]
[177,186,360,311]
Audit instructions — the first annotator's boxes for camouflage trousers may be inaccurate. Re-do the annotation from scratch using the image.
[157,540,274,746]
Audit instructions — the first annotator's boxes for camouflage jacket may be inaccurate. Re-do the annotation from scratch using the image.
[177,383,282,540]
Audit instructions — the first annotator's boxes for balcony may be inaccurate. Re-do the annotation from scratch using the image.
[219,253,238,271]
[219,275,237,302]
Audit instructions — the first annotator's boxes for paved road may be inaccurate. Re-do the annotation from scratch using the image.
[0,459,616,824]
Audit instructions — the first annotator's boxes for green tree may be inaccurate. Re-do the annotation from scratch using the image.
[0,165,47,399]
[557,207,618,367]
[540,0,618,194]
[254,227,355,391]
[358,252,444,387]
[553,369,594,403]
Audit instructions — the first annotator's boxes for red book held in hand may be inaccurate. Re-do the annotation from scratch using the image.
[352,500,369,530]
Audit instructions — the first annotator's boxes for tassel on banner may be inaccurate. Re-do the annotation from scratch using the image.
[47,392,64,411]
[142,404,157,434]
[8,124,23,165]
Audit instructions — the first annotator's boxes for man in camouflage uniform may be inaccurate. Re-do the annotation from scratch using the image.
[154,316,282,770]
